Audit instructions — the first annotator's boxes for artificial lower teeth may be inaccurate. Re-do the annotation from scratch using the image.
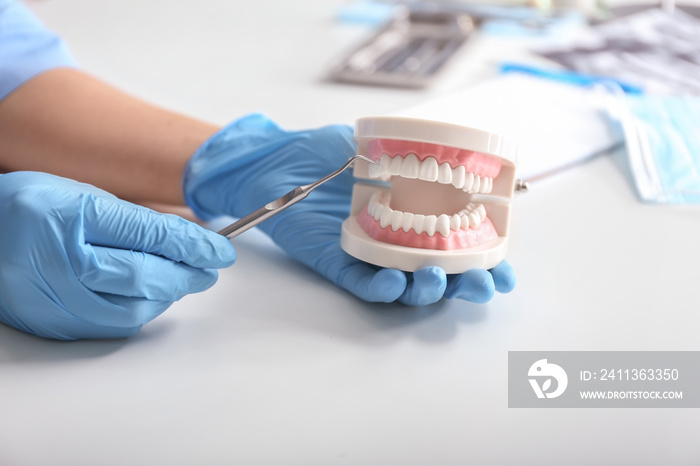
[380,208,392,229]
[368,192,488,236]
[391,210,403,231]
[413,214,426,234]
[424,215,437,236]
[468,211,481,228]
[436,214,450,237]
[450,214,461,231]
[401,212,415,232]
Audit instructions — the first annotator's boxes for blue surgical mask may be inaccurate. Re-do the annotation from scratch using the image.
[610,93,700,204]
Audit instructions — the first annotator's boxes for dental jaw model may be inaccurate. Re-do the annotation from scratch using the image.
[341,116,517,274]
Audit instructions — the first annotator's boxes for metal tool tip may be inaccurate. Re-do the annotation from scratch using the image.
[354,154,382,166]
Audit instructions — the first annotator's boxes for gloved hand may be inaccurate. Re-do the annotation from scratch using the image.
[184,114,515,306]
[0,171,236,340]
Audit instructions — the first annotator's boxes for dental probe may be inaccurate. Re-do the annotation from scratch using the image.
[218,155,379,240]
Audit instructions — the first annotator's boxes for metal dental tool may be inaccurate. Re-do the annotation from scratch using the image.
[218,155,379,240]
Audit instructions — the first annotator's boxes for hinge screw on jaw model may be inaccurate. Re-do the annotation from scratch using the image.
[514,179,530,193]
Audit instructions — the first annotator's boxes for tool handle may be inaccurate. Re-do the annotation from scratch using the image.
[217,186,307,239]
[217,155,375,239]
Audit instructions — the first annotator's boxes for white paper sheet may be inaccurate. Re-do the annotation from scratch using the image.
[392,74,623,181]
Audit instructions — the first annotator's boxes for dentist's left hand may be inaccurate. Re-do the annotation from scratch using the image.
[0,172,237,340]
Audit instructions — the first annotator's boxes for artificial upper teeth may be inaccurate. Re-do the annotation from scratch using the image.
[400,153,420,179]
[461,172,474,192]
[418,156,439,182]
[369,154,494,194]
[367,192,488,237]
[452,165,465,189]
[479,177,490,193]
[438,162,452,183]
[472,175,480,193]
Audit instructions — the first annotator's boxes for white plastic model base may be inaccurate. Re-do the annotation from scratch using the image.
[341,116,517,274]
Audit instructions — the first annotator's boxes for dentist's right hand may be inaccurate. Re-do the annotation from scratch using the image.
[0,171,237,340]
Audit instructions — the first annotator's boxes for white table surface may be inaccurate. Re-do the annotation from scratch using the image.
[2,1,700,464]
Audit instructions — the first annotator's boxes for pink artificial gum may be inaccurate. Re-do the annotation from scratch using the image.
[368,139,503,179]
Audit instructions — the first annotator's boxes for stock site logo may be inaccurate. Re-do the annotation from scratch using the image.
[528,359,568,399]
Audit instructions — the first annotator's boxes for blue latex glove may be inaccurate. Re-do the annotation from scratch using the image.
[184,114,515,306]
[0,172,236,340]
